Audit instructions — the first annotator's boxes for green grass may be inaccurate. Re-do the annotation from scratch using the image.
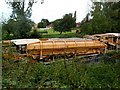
[41,33,84,38]
[36,28,83,38]
[36,28,76,35]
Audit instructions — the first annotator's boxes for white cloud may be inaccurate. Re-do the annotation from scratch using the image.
[0,0,92,23]
[31,0,92,23]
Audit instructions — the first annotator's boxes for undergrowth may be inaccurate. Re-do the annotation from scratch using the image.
[2,50,120,88]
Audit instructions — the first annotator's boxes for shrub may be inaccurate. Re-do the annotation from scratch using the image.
[29,29,41,38]
[2,49,120,88]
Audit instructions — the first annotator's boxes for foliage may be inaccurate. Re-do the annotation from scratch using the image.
[29,29,41,38]
[41,33,83,38]
[38,19,50,28]
[2,19,15,40]
[14,18,34,38]
[2,49,120,88]
[80,2,120,34]
[53,13,76,34]
[103,50,120,64]
[2,1,37,39]
[53,19,64,34]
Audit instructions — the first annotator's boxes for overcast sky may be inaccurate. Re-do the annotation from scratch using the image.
[0,0,92,23]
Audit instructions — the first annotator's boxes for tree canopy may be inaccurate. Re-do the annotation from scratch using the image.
[53,13,76,34]
[38,19,50,28]
[2,0,41,39]
[80,2,120,35]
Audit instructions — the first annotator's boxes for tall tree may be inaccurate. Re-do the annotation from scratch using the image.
[53,19,63,34]
[80,2,120,35]
[53,13,76,34]
[8,0,35,38]
[3,0,43,39]
[74,11,77,22]
[103,2,120,32]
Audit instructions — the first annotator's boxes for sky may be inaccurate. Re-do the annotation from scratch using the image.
[0,0,92,23]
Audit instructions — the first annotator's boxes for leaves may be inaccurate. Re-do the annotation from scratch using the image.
[80,2,120,34]
[2,50,120,88]
[38,19,50,28]
[2,0,37,39]
[53,13,76,34]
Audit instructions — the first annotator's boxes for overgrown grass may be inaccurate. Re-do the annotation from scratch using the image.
[2,50,120,88]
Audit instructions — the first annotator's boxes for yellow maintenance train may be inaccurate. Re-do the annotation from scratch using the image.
[2,33,120,61]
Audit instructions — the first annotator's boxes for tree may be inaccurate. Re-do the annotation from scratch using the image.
[104,2,120,32]
[38,22,44,28]
[80,2,120,35]
[62,13,76,30]
[53,19,64,34]
[53,13,76,34]
[74,11,77,22]
[2,19,16,39]
[3,0,43,39]
[38,19,50,28]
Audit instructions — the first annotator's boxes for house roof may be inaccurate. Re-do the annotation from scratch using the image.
[11,39,40,45]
